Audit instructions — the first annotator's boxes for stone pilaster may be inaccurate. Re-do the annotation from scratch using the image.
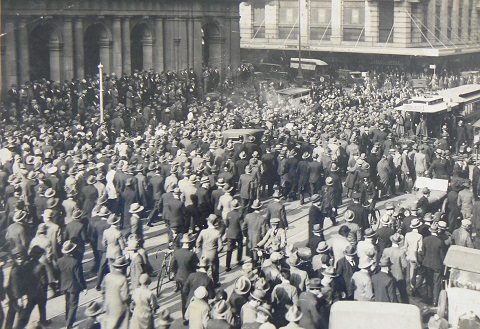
[365,1,379,44]
[427,0,437,44]
[188,18,194,69]
[99,39,111,74]
[299,0,309,44]
[193,17,203,86]
[470,4,478,42]
[112,17,123,76]
[154,17,164,72]
[164,17,176,71]
[393,1,411,47]
[230,16,241,72]
[450,0,460,42]
[461,0,470,42]
[49,41,61,82]
[142,38,153,70]
[62,17,74,81]
[4,18,18,87]
[331,0,342,44]
[73,17,84,78]
[18,17,30,82]
[178,18,188,71]
[265,1,278,39]
[122,17,131,75]
[440,0,449,43]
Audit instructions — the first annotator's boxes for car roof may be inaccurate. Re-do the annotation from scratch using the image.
[444,245,480,273]
[222,129,265,138]
[329,301,422,329]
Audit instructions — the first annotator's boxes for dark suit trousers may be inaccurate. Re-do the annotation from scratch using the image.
[425,268,442,305]
[96,251,110,288]
[146,199,162,225]
[225,238,243,268]
[395,279,409,304]
[65,291,80,329]
[24,295,47,323]
[5,299,22,329]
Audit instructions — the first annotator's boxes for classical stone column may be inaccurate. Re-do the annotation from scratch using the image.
[18,17,30,82]
[193,17,203,87]
[299,0,309,44]
[178,18,188,71]
[393,1,411,47]
[4,18,18,87]
[460,0,469,42]
[439,0,449,43]
[164,17,176,71]
[112,17,123,76]
[331,0,343,44]
[365,1,379,44]
[122,17,131,75]
[154,17,164,72]
[99,38,111,74]
[49,41,61,82]
[229,16,241,74]
[427,0,437,45]
[410,4,423,44]
[174,38,180,72]
[142,37,153,70]
[62,17,74,81]
[73,17,84,78]
[188,18,194,68]
[470,5,478,42]
[450,0,459,42]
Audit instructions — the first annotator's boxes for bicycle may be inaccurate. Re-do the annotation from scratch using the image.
[155,247,175,296]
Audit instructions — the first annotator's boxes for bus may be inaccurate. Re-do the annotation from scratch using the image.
[277,87,311,108]
[437,84,480,122]
[290,58,329,80]
[394,95,459,138]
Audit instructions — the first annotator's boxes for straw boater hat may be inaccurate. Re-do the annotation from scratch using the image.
[223,183,234,193]
[129,203,144,214]
[72,209,83,220]
[251,199,262,209]
[410,218,422,229]
[62,240,77,254]
[285,305,303,322]
[107,214,121,225]
[108,255,127,269]
[250,289,266,301]
[316,241,330,254]
[216,177,226,187]
[86,175,97,185]
[344,210,355,222]
[230,199,241,210]
[13,211,27,223]
[364,228,376,238]
[234,276,252,295]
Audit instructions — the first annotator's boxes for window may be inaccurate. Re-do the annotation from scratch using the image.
[279,0,299,39]
[253,4,265,38]
[379,1,394,43]
[343,1,365,42]
[310,0,331,40]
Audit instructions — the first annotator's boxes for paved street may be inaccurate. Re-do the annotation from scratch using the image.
[16,191,428,329]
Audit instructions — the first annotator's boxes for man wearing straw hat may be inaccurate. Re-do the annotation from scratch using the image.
[172,234,199,318]
[97,214,125,289]
[102,256,130,329]
[57,240,87,329]
[351,258,374,301]
[130,273,158,329]
[196,214,223,286]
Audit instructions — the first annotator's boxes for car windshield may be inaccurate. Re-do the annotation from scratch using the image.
[451,268,480,291]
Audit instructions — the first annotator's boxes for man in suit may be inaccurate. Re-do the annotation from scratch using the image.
[416,187,430,215]
[422,224,446,306]
[371,257,397,303]
[308,196,325,239]
[87,206,110,273]
[63,209,88,262]
[336,245,358,300]
[196,214,223,285]
[265,190,288,229]
[383,233,409,303]
[224,199,243,271]
[308,154,323,196]
[351,258,374,301]
[6,211,27,252]
[172,235,199,318]
[298,278,326,329]
[346,193,370,232]
[242,200,267,262]
[57,240,87,329]
[182,258,216,313]
[307,224,325,256]
[297,152,311,204]
[238,165,255,216]
[79,176,99,220]
[167,188,187,244]
[146,165,164,226]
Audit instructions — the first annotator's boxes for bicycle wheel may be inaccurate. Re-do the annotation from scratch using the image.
[166,254,175,281]
[156,265,166,297]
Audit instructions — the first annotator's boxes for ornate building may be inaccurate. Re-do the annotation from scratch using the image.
[240,0,480,68]
[2,0,242,87]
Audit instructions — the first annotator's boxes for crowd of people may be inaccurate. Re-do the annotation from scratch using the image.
[0,63,480,329]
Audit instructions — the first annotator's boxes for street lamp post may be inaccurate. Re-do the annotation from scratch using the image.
[98,63,104,123]
[295,0,303,87]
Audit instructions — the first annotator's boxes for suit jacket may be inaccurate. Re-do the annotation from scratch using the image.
[371,271,397,303]
[238,173,254,199]
[80,185,99,217]
[149,174,164,200]
[196,227,223,256]
[6,222,26,251]
[57,254,87,293]
[297,160,310,186]
[307,234,325,256]
[64,219,88,252]
[183,271,215,308]
[167,197,187,229]
[351,270,373,301]
[382,246,408,281]
[422,234,446,271]
[90,218,110,253]
[225,209,243,240]
[416,196,429,215]
[242,211,267,249]
[308,204,324,238]
[298,291,323,329]
[347,203,370,231]
[336,256,358,297]
[172,248,199,284]
[266,201,288,229]
[308,161,323,184]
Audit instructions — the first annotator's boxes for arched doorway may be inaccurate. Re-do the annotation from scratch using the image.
[202,22,222,70]
[29,23,59,81]
[84,23,111,78]
[131,23,153,72]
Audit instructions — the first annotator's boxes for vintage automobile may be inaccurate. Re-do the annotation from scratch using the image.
[437,245,480,329]
[329,301,423,329]
[222,129,265,144]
